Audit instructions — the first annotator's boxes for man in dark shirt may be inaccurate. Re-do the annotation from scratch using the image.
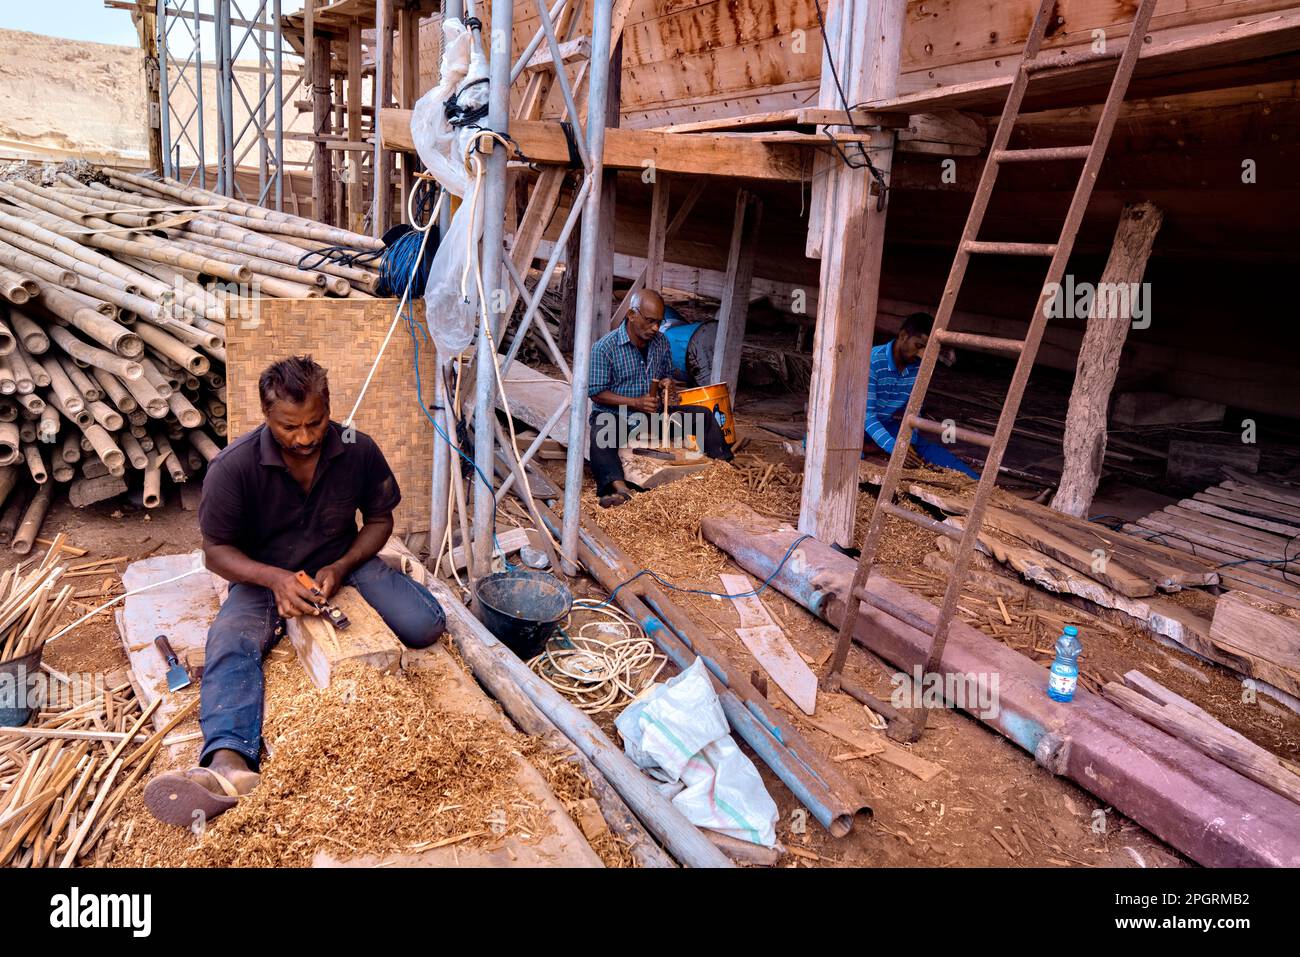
[143,355,446,826]
[587,289,732,507]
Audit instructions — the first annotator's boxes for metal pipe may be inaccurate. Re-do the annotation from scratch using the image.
[531,0,589,168]
[469,0,515,579]
[509,0,570,84]
[500,175,590,376]
[428,362,451,573]
[373,0,393,237]
[273,0,284,211]
[500,252,572,380]
[560,0,613,575]
[193,0,206,189]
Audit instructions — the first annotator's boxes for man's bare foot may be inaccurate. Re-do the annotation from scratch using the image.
[194,749,260,796]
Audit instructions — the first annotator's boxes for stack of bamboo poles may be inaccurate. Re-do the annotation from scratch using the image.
[0,165,385,542]
[0,535,74,666]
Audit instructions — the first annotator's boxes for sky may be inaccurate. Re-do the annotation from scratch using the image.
[0,1,306,51]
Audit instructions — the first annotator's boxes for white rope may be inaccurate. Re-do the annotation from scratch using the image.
[527,599,666,714]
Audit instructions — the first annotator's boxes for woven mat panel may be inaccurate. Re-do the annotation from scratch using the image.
[226,299,435,534]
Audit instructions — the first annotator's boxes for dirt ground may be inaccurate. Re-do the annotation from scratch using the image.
[16,416,1296,868]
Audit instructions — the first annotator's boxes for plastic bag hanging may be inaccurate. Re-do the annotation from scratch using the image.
[409,17,491,357]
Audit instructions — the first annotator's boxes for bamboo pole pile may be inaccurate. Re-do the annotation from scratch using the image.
[0,164,386,539]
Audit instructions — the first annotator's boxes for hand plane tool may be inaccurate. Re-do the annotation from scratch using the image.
[295,571,352,630]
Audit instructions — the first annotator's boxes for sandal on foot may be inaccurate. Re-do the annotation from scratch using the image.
[143,767,254,827]
[598,491,632,508]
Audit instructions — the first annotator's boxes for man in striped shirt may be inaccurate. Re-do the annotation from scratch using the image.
[587,289,733,507]
[864,312,979,478]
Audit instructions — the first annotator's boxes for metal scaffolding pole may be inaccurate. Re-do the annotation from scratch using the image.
[470,0,515,579]
[273,0,283,210]
[560,0,613,574]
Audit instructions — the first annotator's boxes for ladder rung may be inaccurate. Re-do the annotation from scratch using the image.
[993,146,1092,163]
[935,330,1025,356]
[963,240,1058,257]
[852,584,937,637]
[906,414,996,449]
[1022,47,1121,74]
[879,500,962,541]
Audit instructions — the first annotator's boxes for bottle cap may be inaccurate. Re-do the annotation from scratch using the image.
[1064,625,1079,636]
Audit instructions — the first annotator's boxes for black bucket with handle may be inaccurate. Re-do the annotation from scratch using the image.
[474,570,573,660]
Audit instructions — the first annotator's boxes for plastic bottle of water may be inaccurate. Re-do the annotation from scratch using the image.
[1047,625,1083,702]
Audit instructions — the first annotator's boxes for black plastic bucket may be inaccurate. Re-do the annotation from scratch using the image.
[474,570,573,659]
[0,645,45,727]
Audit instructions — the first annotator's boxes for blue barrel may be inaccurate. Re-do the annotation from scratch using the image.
[661,318,701,382]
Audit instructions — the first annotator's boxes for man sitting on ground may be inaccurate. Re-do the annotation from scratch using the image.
[864,312,980,478]
[143,355,447,826]
[587,289,733,507]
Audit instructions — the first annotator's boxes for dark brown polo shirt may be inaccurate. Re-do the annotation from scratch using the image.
[198,421,401,577]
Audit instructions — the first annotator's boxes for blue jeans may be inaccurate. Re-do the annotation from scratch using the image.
[874,419,980,479]
[198,556,446,770]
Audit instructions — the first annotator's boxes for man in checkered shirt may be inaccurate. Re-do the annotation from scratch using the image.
[587,289,733,507]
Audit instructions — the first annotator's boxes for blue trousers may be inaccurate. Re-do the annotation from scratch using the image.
[199,556,446,770]
[874,419,980,479]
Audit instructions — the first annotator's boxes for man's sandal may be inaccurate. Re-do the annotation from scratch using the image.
[143,767,256,827]
[598,490,632,509]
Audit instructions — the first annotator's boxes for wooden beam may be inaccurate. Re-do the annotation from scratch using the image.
[373,0,396,238]
[310,32,336,226]
[379,110,814,181]
[865,12,1300,117]
[643,172,671,292]
[523,36,590,73]
[799,0,906,549]
[710,189,763,397]
[397,7,421,223]
[1051,202,1163,518]
[346,20,364,234]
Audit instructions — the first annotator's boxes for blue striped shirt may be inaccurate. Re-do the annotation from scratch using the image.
[864,340,918,454]
[588,322,672,414]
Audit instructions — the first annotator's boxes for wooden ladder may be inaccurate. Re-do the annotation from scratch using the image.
[823,0,1160,739]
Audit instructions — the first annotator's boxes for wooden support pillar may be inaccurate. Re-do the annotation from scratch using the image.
[398,7,422,222]
[1051,202,1164,518]
[594,37,623,333]
[310,33,335,226]
[333,74,346,226]
[134,7,163,174]
[373,0,396,238]
[798,0,905,548]
[711,188,763,397]
[644,172,671,292]
[346,20,365,235]
[559,203,583,356]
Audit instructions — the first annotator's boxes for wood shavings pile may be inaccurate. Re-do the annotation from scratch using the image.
[585,460,799,581]
[106,655,548,867]
[855,491,942,570]
[522,742,636,868]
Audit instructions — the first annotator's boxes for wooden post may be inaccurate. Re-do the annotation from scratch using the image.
[798,0,906,548]
[310,33,335,226]
[333,74,346,226]
[710,189,762,397]
[373,0,396,238]
[347,20,364,235]
[1051,202,1163,518]
[644,172,671,292]
[558,199,582,355]
[134,7,164,175]
[398,7,421,223]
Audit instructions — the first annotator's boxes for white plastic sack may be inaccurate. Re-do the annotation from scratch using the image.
[410,17,489,199]
[616,658,779,847]
[410,17,491,358]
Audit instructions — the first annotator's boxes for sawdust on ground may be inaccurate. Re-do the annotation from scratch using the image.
[106,654,553,868]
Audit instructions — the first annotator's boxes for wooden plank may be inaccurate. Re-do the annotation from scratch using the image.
[1111,391,1225,427]
[643,172,670,292]
[1223,470,1300,509]
[1201,486,1300,524]
[864,12,1300,116]
[719,572,817,715]
[285,585,404,689]
[1211,591,1300,700]
[346,20,364,234]
[498,360,572,444]
[710,189,762,396]
[1104,681,1300,807]
[652,107,908,134]
[1180,498,1300,538]
[379,111,812,181]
